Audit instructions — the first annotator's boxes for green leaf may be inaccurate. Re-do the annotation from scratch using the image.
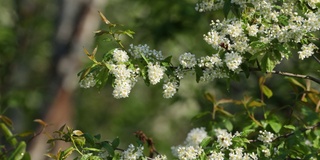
[84,133,95,146]
[261,85,273,98]
[283,125,296,130]
[261,54,277,72]
[223,0,231,18]
[111,137,120,149]
[200,137,212,147]
[250,41,266,49]
[195,65,203,83]
[161,56,172,67]
[123,30,135,39]
[8,141,26,160]
[191,111,211,122]
[224,119,233,131]
[269,120,282,133]
[285,77,306,90]
[83,147,101,152]
[102,141,114,156]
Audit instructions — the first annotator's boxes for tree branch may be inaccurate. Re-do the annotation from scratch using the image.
[313,54,320,64]
[268,70,320,85]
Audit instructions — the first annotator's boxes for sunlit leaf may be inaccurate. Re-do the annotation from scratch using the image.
[283,125,296,130]
[286,77,306,90]
[261,85,273,98]
[269,120,282,133]
[73,130,84,136]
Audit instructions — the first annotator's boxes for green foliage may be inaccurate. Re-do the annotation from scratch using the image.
[0,116,30,160]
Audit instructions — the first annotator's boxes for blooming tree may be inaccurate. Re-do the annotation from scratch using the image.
[53,0,320,159]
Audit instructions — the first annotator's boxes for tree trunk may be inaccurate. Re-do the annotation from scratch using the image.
[28,0,107,159]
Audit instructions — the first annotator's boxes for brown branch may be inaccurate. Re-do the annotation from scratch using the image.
[268,70,320,85]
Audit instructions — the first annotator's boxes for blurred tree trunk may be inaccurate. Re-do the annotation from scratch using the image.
[27,0,107,159]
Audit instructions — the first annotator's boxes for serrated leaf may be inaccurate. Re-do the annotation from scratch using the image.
[269,120,282,133]
[261,85,273,98]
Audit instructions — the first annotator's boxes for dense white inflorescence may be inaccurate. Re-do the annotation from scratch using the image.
[81,0,320,100]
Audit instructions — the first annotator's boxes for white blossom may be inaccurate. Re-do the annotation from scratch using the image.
[215,129,233,148]
[224,51,243,71]
[120,144,144,160]
[179,52,197,68]
[113,49,129,63]
[148,62,166,85]
[257,130,276,143]
[79,73,96,88]
[129,44,164,60]
[163,81,178,98]
[208,151,224,160]
[171,145,203,160]
[185,127,208,146]
[298,43,318,60]
[261,148,271,157]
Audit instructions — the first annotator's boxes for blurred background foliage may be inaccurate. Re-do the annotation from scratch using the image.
[1,0,319,159]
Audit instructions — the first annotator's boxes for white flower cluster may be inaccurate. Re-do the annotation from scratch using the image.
[171,127,207,159]
[163,80,179,98]
[153,154,168,160]
[224,51,242,72]
[214,128,234,148]
[229,147,258,160]
[148,62,166,85]
[207,151,224,160]
[120,144,144,160]
[110,64,137,99]
[257,130,276,144]
[129,44,164,61]
[195,0,224,12]
[200,0,320,71]
[298,43,318,60]
[113,48,129,63]
[171,127,262,160]
[79,73,96,88]
[172,145,204,160]
[185,127,208,146]
[179,52,197,68]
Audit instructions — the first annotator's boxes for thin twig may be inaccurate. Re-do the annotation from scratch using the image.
[313,54,320,64]
[269,70,320,85]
